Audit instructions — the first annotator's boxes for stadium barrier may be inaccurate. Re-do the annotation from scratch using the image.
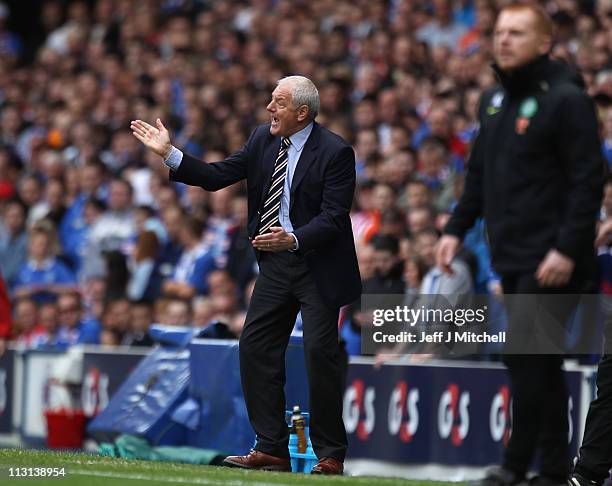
[0,342,597,480]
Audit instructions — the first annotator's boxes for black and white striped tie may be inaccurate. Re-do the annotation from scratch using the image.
[257,137,291,235]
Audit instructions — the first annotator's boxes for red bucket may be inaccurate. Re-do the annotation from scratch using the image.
[44,409,86,449]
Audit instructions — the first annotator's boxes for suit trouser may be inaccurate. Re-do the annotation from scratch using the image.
[574,298,612,483]
[501,272,586,480]
[239,250,347,461]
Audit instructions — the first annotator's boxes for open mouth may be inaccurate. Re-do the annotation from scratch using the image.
[271,116,279,127]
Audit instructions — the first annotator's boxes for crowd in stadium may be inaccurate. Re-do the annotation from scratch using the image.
[0,0,610,352]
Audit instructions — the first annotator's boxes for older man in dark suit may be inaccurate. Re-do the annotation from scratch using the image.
[131,76,361,475]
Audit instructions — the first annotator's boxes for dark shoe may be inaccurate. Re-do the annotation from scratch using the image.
[222,450,291,472]
[474,466,525,486]
[568,473,602,486]
[311,457,343,475]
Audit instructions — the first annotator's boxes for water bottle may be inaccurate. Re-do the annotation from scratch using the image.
[291,405,307,453]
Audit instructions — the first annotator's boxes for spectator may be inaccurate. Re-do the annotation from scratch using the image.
[415,136,457,211]
[102,250,129,301]
[60,160,108,270]
[0,198,28,285]
[354,128,380,177]
[364,234,404,294]
[356,243,376,282]
[416,0,468,51]
[17,174,43,212]
[37,301,64,348]
[399,179,432,211]
[0,147,20,201]
[154,183,180,214]
[200,283,243,340]
[226,194,257,293]
[87,177,135,254]
[378,208,407,240]
[0,105,23,149]
[415,107,467,163]
[201,186,236,269]
[56,290,100,345]
[0,2,21,60]
[158,205,185,280]
[403,252,429,299]
[100,328,121,347]
[351,179,378,246]
[13,297,45,349]
[100,297,131,343]
[28,177,67,227]
[163,215,216,300]
[127,230,161,302]
[162,298,192,327]
[377,148,415,190]
[72,197,106,278]
[407,205,436,235]
[412,227,440,268]
[13,223,76,304]
[353,182,397,245]
[192,296,214,328]
[458,0,496,55]
[125,300,154,347]
[81,275,106,322]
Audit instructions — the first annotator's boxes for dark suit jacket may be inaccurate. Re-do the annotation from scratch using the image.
[170,122,362,309]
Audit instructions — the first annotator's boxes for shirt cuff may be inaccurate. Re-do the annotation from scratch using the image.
[164,146,183,171]
[289,233,299,251]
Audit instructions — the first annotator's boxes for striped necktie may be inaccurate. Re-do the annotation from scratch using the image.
[257,137,291,235]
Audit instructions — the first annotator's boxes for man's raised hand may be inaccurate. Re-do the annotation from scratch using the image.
[130,118,172,159]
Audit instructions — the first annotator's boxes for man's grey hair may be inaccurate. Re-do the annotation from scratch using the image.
[277,76,319,120]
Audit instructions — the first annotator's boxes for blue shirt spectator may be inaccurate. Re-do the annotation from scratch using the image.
[13,224,76,304]
[163,215,217,300]
[56,292,101,345]
[14,258,76,304]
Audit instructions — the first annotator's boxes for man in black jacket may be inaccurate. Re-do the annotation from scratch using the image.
[131,76,360,475]
[437,4,604,485]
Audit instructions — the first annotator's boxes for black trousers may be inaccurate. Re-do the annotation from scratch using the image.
[501,272,586,481]
[239,250,347,461]
[575,303,612,484]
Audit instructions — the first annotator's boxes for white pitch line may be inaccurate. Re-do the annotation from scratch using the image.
[1,459,388,485]
[68,467,285,486]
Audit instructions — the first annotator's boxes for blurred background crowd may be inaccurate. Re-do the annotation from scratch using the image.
[0,0,610,353]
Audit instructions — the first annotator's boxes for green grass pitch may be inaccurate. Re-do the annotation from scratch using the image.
[0,448,455,485]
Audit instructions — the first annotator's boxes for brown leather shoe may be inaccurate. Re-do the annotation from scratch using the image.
[311,457,344,475]
[222,450,291,472]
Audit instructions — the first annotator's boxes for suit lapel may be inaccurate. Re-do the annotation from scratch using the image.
[289,122,320,211]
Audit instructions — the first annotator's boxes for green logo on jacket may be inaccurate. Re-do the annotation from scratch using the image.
[519,97,538,118]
